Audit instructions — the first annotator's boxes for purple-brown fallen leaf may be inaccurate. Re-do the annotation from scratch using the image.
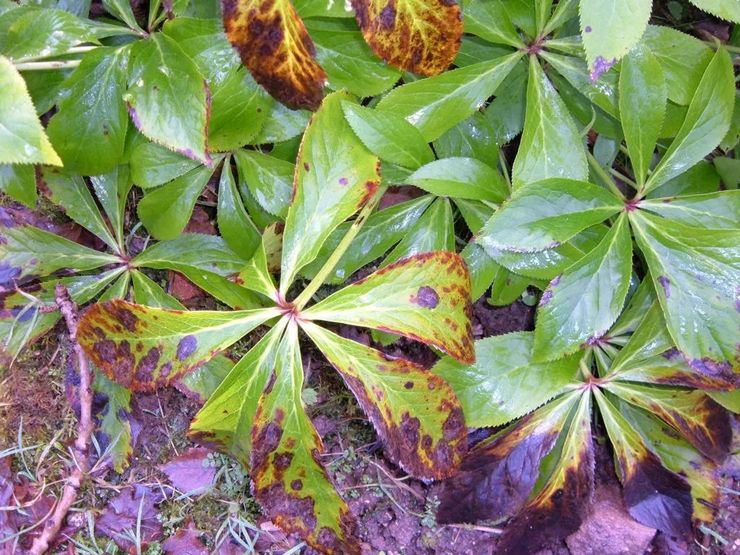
[162,521,208,555]
[96,485,164,552]
[159,447,217,494]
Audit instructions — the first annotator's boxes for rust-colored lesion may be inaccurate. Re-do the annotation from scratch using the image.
[351,0,463,75]
[222,0,327,110]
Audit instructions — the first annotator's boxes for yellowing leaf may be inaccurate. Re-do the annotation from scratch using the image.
[305,252,474,363]
[352,0,463,75]
[303,322,467,479]
[223,0,327,109]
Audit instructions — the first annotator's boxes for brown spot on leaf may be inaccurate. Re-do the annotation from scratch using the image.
[410,285,439,309]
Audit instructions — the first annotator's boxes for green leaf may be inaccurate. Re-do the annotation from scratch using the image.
[534,214,632,361]
[217,159,260,260]
[341,101,434,170]
[434,112,499,169]
[642,26,713,106]
[189,320,287,464]
[133,234,246,277]
[644,47,735,194]
[496,393,594,554]
[605,381,730,463]
[434,332,580,427]
[303,321,467,479]
[42,169,119,252]
[254,100,311,144]
[630,211,740,377]
[125,34,210,165]
[77,299,278,391]
[0,7,95,60]
[618,45,666,186]
[249,322,358,553]
[302,196,435,284]
[483,59,527,145]
[236,239,278,300]
[437,391,580,524]
[594,388,693,537]
[280,91,381,293]
[640,191,740,230]
[137,164,216,241]
[46,46,130,175]
[90,166,132,250]
[579,0,652,79]
[461,242,499,301]
[646,160,720,199]
[405,158,507,202]
[306,18,402,97]
[129,140,201,189]
[512,57,587,189]
[94,372,134,473]
[477,179,621,253]
[305,252,475,363]
[463,0,525,48]
[0,221,119,288]
[234,150,293,219]
[208,67,270,152]
[0,164,36,207]
[0,56,61,166]
[375,52,523,142]
[102,0,144,32]
[688,0,740,21]
[131,270,183,309]
[382,198,455,265]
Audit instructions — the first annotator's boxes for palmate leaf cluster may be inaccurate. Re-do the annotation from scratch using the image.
[0,0,738,553]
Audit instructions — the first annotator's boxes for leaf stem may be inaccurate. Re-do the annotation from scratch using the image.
[293,186,386,310]
[587,152,624,200]
[14,46,98,64]
[608,168,637,189]
[704,41,740,54]
[14,60,82,71]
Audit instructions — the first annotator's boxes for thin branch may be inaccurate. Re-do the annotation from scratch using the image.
[29,285,94,555]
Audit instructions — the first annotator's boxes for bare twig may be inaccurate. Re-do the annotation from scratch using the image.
[29,285,94,555]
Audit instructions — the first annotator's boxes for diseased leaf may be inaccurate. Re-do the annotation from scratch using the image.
[594,389,693,537]
[534,214,632,361]
[640,190,740,230]
[352,0,462,75]
[630,211,740,378]
[250,323,358,554]
[125,34,211,165]
[137,165,216,241]
[644,47,735,194]
[620,400,722,524]
[342,101,434,169]
[477,179,621,253]
[405,157,507,202]
[280,91,381,293]
[0,218,119,289]
[189,322,286,463]
[437,391,579,524]
[375,52,523,141]
[77,300,279,391]
[303,322,466,479]
[579,0,652,80]
[222,0,326,110]
[605,381,731,463]
[512,56,588,189]
[46,46,130,175]
[217,159,260,260]
[497,393,594,554]
[305,252,474,363]
[0,56,61,166]
[433,332,580,427]
[618,45,666,187]
[94,372,135,473]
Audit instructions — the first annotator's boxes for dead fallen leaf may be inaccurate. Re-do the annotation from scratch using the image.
[96,485,164,552]
[159,447,216,494]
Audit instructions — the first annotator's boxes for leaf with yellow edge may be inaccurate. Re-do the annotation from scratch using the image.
[250,322,358,554]
[222,0,327,109]
[78,300,279,391]
[304,252,474,363]
[352,0,463,75]
[302,321,467,479]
